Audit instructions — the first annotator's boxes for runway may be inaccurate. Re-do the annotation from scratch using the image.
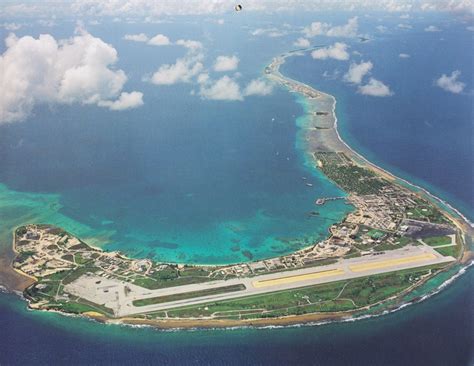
[64,244,454,317]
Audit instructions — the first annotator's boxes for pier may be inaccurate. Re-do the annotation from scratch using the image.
[315,197,346,205]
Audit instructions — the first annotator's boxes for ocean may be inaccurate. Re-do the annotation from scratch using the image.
[0,11,472,365]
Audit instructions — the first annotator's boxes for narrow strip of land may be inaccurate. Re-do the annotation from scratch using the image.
[63,245,453,316]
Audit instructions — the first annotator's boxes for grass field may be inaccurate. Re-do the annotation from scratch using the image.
[435,244,462,258]
[132,284,246,307]
[423,236,452,246]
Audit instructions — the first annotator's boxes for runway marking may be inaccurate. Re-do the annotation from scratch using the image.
[349,253,437,273]
[252,268,344,288]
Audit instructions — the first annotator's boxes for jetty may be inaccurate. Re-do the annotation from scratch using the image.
[315,197,346,205]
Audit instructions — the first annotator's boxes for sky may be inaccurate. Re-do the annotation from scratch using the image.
[0,0,472,124]
[0,0,472,18]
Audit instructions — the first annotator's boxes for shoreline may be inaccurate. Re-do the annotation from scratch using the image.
[10,258,472,331]
[3,47,473,330]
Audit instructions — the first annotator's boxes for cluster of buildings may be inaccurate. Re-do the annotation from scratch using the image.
[346,185,418,231]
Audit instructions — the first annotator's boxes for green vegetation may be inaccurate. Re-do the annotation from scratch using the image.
[165,265,443,320]
[15,226,28,236]
[179,267,211,277]
[132,274,212,290]
[133,284,246,307]
[423,236,452,246]
[315,152,388,195]
[74,253,93,265]
[15,251,35,263]
[406,199,449,224]
[435,244,462,258]
[373,239,415,252]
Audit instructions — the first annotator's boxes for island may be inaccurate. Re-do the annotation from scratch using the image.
[8,48,473,329]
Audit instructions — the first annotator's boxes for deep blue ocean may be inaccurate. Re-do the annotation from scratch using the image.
[0,11,472,365]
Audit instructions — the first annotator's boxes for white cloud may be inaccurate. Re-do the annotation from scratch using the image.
[327,17,359,37]
[398,23,412,29]
[213,55,239,72]
[123,33,148,42]
[293,37,310,48]
[243,79,274,96]
[424,25,441,32]
[399,53,410,58]
[435,70,465,94]
[2,1,473,18]
[148,33,170,46]
[199,75,243,101]
[150,57,203,85]
[250,27,287,37]
[303,22,330,37]
[148,37,203,86]
[344,61,373,84]
[303,17,358,38]
[217,18,224,25]
[176,39,203,51]
[97,91,143,110]
[358,78,393,97]
[311,42,349,61]
[467,26,474,31]
[400,14,410,19]
[2,22,21,31]
[376,25,388,32]
[197,73,209,84]
[0,31,142,123]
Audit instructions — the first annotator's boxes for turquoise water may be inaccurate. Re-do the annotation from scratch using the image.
[0,19,352,265]
[0,11,472,365]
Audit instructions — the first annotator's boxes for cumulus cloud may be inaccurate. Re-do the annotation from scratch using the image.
[311,42,349,61]
[150,57,203,85]
[123,33,148,42]
[148,33,170,46]
[358,78,393,97]
[303,17,358,38]
[148,37,204,85]
[376,25,388,32]
[399,53,410,58]
[213,55,239,72]
[303,22,330,37]
[344,61,373,84]
[98,91,143,110]
[435,70,465,94]
[327,17,359,37]
[424,25,441,32]
[199,75,243,101]
[243,79,274,96]
[293,37,310,48]
[0,31,143,123]
[176,39,203,50]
